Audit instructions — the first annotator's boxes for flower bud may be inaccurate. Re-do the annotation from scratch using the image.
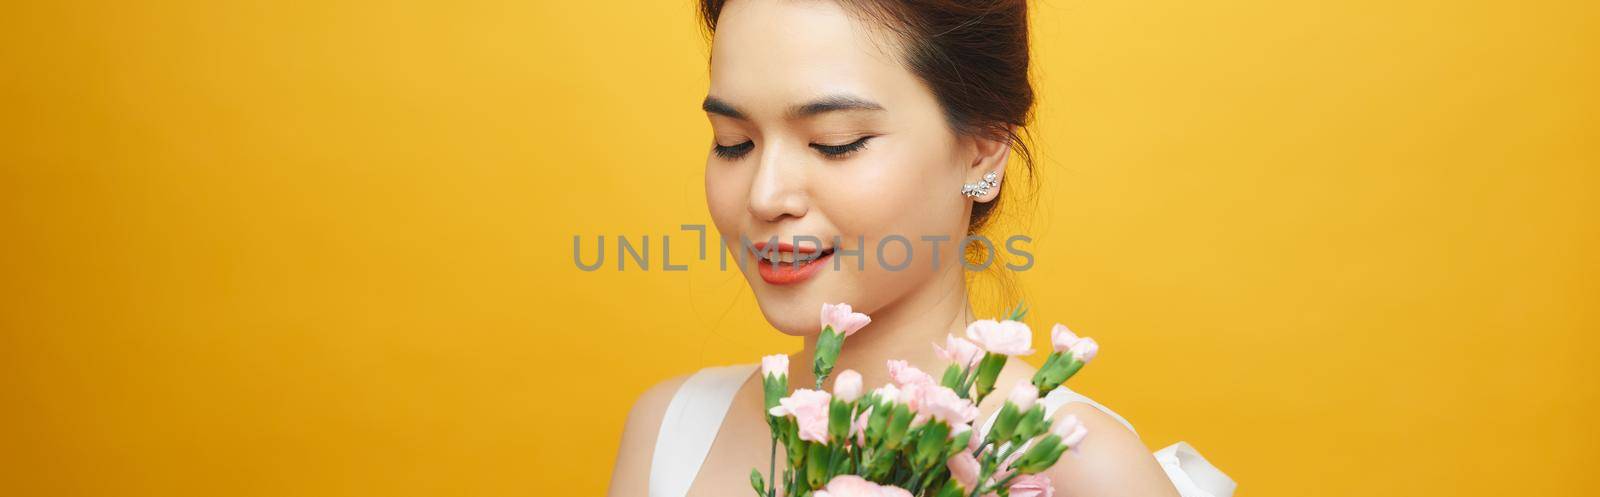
[1007,381,1038,412]
[874,383,900,403]
[834,369,863,402]
[761,354,789,378]
[946,452,981,492]
[1050,323,1080,353]
[1008,474,1054,497]
[1053,414,1088,447]
[1068,337,1099,364]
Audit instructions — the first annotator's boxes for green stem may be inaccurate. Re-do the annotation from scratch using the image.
[967,443,1025,497]
[768,434,777,497]
[968,466,995,497]
[915,470,936,495]
[984,471,1023,494]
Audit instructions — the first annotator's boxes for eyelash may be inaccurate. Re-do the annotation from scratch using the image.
[711,136,875,160]
[811,136,873,158]
[713,141,754,159]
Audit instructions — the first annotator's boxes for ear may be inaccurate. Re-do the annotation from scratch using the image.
[964,132,1012,203]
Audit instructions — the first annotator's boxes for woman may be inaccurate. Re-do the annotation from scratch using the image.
[610,1,1233,496]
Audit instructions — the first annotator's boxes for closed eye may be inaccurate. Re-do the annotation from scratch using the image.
[811,136,874,158]
[712,140,755,160]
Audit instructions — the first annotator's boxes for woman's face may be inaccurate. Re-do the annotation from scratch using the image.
[703,0,998,335]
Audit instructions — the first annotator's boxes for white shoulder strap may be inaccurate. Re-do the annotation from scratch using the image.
[1036,386,1138,437]
[649,364,759,497]
[1155,441,1237,497]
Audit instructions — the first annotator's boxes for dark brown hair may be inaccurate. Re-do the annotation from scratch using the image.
[697,0,1036,233]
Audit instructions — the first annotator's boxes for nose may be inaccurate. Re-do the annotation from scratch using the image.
[746,141,809,222]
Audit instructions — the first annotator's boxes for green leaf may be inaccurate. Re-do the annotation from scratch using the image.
[1005,300,1028,321]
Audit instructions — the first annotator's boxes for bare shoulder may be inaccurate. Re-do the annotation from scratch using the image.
[1043,402,1180,497]
[625,373,691,431]
[606,373,691,497]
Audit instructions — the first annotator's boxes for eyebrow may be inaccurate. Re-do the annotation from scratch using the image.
[701,96,746,119]
[789,94,885,119]
[701,94,885,121]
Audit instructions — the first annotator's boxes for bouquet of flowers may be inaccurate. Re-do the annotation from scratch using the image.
[752,303,1100,497]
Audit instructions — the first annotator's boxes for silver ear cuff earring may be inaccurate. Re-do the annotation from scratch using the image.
[961,171,1000,199]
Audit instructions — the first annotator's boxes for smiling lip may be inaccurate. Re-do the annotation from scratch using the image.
[751,242,834,286]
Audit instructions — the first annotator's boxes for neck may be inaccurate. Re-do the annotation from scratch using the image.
[791,267,975,390]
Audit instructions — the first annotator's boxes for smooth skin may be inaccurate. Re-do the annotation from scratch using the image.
[610,1,1180,496]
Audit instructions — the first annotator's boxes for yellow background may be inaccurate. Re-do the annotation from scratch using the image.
[2,1,1596,495]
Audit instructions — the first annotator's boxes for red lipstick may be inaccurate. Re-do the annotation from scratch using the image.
[751,242,834,286]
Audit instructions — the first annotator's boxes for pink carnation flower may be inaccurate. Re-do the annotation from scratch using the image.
[887,360,935,387]
[919,383,979,427]
[1008,474,1055,497]
[821,303,872,336]
[934,334,984,368]
[1050,324,1098,363]
[966,319,1035,356]
[813,475,913,497]
[896,380,929,414]
[768,389,833,443]
[946,452,997,496]
[1049,324,1081,353]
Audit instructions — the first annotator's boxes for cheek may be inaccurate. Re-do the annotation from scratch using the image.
[814,131,969,301]
[704,161,748,231]
[823,135,965,239]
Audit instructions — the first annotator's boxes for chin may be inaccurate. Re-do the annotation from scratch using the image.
[742,263,873,336]
[750,289,823,336]
[749,277,868,336]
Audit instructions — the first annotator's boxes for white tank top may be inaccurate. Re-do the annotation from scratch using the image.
[648,364,1235,497]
